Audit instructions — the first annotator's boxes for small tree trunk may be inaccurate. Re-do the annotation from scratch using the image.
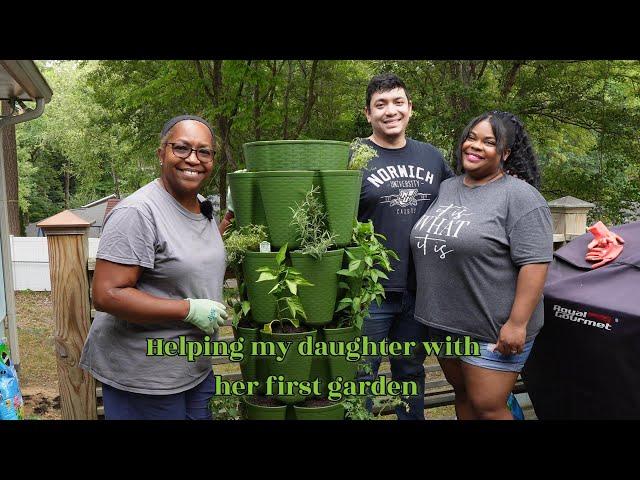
[282,61,294,139]
[1,100,21,235]
[64,166,70,209]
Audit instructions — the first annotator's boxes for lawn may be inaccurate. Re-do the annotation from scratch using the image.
[13,290,60,419]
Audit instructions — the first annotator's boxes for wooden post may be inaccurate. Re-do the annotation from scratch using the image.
[548,196,595,248]
[37,211,97,420]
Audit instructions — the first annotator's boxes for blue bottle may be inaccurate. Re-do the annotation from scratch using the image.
[507,393,525,420]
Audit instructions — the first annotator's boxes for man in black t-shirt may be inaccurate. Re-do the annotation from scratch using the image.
[357,73,454,420]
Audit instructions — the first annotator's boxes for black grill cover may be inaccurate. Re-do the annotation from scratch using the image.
[523,221,640,419]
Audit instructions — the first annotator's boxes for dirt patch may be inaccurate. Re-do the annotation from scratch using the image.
[20,386,61,420]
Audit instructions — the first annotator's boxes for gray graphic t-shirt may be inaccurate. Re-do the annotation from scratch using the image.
[357,138,454,291]
[410,174,553,343]
[80,179,226,395]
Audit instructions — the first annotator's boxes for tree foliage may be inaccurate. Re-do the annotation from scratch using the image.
[15,60,640,226]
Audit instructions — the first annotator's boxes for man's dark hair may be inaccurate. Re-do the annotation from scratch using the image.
[365,73,410,110]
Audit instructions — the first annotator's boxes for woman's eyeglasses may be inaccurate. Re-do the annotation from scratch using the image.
[164,142,214,163]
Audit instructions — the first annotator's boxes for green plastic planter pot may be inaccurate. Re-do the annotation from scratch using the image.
[323,325,360,383]
[309,328,330,396]
[242,396,288,420]
[244,140,349,171]
[260,329,317,405]
[290,249,344,327]
[227,171,268,231]
[256,171,316,249]
[243,251,278,325]
[293,400,345,420]
[318,170,362,247]
[233,326,267,392]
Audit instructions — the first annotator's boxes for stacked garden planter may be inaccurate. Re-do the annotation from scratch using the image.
[229,140,363,420]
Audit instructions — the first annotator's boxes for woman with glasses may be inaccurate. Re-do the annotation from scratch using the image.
[80,115,227,420]
[409,111,553,419]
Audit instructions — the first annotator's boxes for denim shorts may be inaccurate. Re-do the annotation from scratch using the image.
[428,327,535,373]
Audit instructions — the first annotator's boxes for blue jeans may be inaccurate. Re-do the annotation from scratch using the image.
[429,327,536,373]
[357,290,429,420]
[102,370,215,420]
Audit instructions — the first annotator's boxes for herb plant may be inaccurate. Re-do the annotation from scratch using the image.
[348,137,378,170]
[222,221,268,328]
[223,221,268,271]
[290,185,337,259]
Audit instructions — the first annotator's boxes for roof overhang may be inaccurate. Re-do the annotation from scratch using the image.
[0,60,52,104]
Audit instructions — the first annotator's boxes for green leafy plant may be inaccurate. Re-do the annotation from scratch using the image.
[343,393,409,420]
[222,221,268,328]
[255,243,314,333]
[343,395,375,420]
[290,185,337,259]
[348,137,378,170]
[209,394,241,420]
[372,395,410,418]
[335,220,399,330]
[224,282,252,329]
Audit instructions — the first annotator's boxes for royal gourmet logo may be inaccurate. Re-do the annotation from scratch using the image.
[552,304,618,331]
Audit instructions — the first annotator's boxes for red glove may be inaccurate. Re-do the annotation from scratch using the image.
[585,221,624,269]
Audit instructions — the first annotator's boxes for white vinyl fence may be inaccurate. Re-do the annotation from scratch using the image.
[10,236,100,291]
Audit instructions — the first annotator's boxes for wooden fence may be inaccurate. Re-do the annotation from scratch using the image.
[39,196,593,420]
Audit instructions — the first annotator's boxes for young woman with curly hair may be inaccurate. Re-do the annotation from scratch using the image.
[409,112,553,419]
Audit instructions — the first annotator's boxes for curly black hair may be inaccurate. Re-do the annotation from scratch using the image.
[489,111,541,190]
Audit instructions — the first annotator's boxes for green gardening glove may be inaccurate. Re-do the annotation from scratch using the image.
[183,299,228,335]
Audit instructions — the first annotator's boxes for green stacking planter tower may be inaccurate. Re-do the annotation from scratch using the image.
[289,249,344,327]
[243,251,278,325]
[227,171,268,232]
[323,325,360,383]
[257,171,316,249]
[318,170,363,247]
[260,330,317,405]
[236,138,365,420]
[244,140,349,171]
[293,401,345,420]
[242,397,288,420]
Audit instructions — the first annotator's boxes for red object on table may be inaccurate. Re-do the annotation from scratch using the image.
[585,221,625,268]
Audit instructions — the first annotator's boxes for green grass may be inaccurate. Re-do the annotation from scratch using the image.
[14,291,57,390]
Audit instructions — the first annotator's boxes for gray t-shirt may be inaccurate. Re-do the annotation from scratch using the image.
[410,174,553,343]
[79,179,226,395]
